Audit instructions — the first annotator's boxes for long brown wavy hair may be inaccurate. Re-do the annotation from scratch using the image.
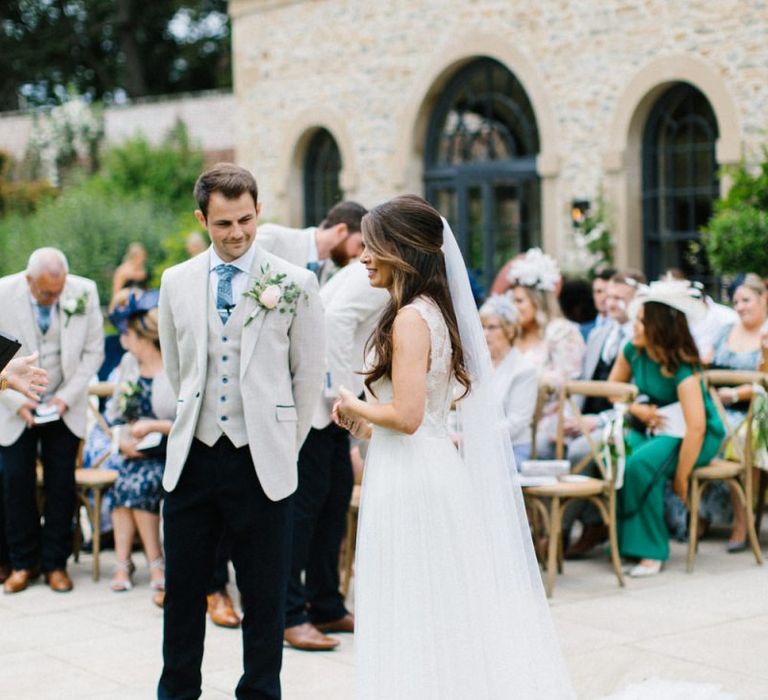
[362,195,471,398]
[641,301,701,376]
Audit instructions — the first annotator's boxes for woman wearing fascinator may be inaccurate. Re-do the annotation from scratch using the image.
[479,293,539,466]
[101,289,176,594]
[607,279,725,577]
[332,196,574,699]
[506,248,586,457]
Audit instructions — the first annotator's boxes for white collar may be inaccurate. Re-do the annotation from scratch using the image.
[209,242,257,275]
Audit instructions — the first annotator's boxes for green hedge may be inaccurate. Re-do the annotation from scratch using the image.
[0,183,179,304]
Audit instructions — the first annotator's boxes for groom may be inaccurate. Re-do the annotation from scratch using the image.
[157,163,325,699]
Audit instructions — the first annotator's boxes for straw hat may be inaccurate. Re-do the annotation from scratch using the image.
[628,279,707,323]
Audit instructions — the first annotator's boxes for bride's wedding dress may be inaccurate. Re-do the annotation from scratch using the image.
[354,296,574,699]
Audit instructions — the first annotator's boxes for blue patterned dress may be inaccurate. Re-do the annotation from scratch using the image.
[107,376,166,514]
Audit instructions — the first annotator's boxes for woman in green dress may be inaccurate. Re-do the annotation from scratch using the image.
[608,281,725,577]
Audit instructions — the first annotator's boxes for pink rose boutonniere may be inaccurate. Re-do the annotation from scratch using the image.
[243,263,308,326]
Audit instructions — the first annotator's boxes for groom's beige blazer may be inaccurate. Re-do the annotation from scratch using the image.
[158,244,326,500]
[0,272,104,446]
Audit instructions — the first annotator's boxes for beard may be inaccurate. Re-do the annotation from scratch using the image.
[329,239,352,268]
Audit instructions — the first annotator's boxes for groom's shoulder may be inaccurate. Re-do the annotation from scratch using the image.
[161,252,206,287]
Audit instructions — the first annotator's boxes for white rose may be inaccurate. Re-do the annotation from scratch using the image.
[259,285,282,310]
[62,298,78,314]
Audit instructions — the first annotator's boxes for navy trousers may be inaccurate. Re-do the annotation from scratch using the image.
[158,437,292,700]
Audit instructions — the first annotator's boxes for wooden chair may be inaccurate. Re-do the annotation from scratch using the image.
[77,382,118,581]
[523,379,638,597]
[686,370,767,573]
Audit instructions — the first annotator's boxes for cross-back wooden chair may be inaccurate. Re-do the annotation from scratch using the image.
[686,370,767,572]
[523,379,638,597]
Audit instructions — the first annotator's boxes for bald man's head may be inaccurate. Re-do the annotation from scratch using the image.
[26,247,68,306]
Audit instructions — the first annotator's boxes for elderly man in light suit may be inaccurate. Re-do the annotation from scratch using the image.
[0,248,103,594]
[157,164,325,700]
[257,202,388,651]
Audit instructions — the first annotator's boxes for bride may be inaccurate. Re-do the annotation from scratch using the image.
[332,195,574,699]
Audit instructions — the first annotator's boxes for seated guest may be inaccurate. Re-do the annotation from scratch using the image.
[676,273,768,552]
[507,248,585,457]
[662,269,737,361]
[559,278,598,341]
[112,242,149,300]
[106,290,174,593]
[564,269,646,558]
[480,294,539,466]
[0,248,104,593]
[608,280,725,577]
[591,269,616,332]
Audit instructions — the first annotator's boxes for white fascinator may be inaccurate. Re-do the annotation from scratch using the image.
[506,248,560,292]
[628,279,707,323]
[479,293,518,324]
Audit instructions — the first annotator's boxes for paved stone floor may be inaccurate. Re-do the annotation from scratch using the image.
[1,532,766,699]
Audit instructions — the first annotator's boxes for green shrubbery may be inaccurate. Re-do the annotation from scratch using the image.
[0,183,178,303]
[702,151,768,276]
[0,119,206,303]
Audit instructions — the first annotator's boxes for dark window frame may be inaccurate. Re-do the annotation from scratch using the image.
[303,128,342,227]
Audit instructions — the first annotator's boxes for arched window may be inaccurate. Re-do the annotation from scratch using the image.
[642,83,719,285]
[424,58,541,291]
[304,128,342,226]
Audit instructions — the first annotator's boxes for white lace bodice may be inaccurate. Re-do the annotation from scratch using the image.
[370,296,456,437]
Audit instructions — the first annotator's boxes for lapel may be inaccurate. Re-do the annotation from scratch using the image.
[15,276,40,354]
[189,251,211,375]
[58,279,75,371]
[240,244,269,379]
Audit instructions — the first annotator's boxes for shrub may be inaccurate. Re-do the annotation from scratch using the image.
[702,151,768,276]
[702,207,768,277]
[0,182,178,303]
[96,121,203,216]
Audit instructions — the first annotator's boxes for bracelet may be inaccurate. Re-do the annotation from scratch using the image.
[0,372,7,392]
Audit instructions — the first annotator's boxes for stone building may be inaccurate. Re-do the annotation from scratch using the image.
[230,0,768,290]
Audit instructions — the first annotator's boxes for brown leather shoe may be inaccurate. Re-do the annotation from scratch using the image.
[284,622,340,651]
[314,613,354,634]
[207,591,241,628]
[45,569,73,593]
[3,568,37,594]
[0,563,11,584]
[152,591,165,609]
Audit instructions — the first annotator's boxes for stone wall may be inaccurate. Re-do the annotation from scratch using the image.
[0,90,236,163]
[230,0,768,269]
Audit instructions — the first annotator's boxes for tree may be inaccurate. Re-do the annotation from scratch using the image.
[702,151,768,277]
[0,1,231,111]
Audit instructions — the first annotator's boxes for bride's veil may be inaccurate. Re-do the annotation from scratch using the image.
[441,218,575,697]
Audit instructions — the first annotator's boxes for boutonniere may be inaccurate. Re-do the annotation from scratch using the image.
[61,291,88,327]
[243,263,308,326]
[117,380,143,422]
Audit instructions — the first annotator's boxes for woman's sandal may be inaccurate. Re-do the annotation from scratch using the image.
[149,557,165,592]
[111,558,136,592]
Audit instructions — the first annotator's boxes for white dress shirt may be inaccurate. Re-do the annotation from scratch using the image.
[208,243,259,303]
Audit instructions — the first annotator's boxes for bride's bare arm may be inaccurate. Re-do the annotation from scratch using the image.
[336,307,429,435]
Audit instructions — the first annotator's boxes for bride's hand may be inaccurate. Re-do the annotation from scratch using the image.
[338,386,362,418]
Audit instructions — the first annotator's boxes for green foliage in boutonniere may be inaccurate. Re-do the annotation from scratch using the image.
[61,291,88,326]
[243,263,308,326]
[117,380,143,422]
